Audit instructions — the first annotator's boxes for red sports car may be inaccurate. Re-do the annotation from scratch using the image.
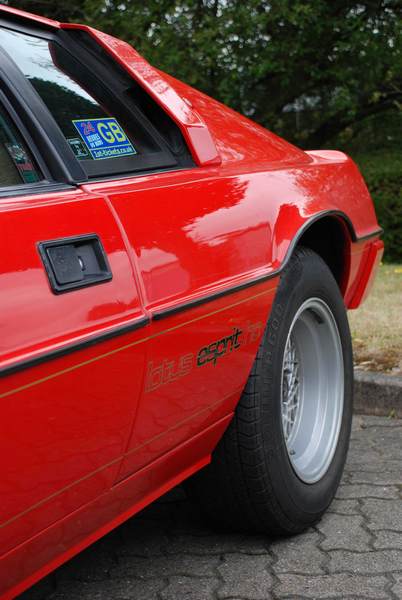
[0,5,383,597]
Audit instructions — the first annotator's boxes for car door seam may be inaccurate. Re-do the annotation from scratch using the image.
[0,284,277,398]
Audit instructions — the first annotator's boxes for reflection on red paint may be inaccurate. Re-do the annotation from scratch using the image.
[0,5,382,598]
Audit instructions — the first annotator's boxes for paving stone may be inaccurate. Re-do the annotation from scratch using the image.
[217,554,274,599]
[272,532,326,574]
[351,415,368,431]
[373,530,402,550]
[111,553,220,579]
[20,415,402,600]
[349,471,402,486]
[114,519,169,558]
[337,483,398,499]
[327,498,361,514]
[161,576,218,600]
[317,514,371,551]
[362,499,402,531]
[390,573,402,599]
[165,533,269,556]
[348,433,377,447]
[346,459,402,472]
[276,573,390,599]
[328,549,402,574]
[371,437,402,459]
[46,578,165,600]
[346,449,384,467]
[373,421,401,435]
[357,416,401,428]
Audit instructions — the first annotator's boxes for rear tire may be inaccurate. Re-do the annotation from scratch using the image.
[186,247,353,535]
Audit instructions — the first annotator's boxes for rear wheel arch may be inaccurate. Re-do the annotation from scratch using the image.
[295,214,353,294]
[186,247,354,535]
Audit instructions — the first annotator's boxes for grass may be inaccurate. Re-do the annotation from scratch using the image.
[348,263,402,376]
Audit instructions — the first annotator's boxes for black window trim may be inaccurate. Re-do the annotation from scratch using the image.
[0,17,188,185]
[0,180,75,199]
[0,81,76,197]
[0,78,191,197]
[0,35,86,186]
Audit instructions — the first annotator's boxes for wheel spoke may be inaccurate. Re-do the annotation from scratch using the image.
[281,335,300,441]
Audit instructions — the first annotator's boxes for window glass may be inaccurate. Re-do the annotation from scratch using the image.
[0,27,175,176]
[0,104,41,187]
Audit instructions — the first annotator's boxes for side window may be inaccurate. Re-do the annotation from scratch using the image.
[0,26,177,178]
[0,103,41,187]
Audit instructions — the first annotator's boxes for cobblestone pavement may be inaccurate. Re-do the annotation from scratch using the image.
[22,416,402,600]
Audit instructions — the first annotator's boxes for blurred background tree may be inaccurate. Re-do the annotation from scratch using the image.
[4,0,402,260]
[10,1,401,147]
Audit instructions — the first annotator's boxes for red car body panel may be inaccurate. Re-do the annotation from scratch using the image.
[0,5,383,598]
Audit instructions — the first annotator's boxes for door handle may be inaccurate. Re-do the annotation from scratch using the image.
[38,234,112,294]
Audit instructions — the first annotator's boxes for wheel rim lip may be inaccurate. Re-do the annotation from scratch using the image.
[280,297,344,484]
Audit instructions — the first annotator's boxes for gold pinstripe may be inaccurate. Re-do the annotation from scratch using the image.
[0,391,237,530]
[0,283,276,529]
[0,285,276,400]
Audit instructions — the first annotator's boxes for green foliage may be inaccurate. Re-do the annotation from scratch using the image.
[3,0,86,21]
[7,1,401,260]
[353,151,402,263]
[9,0,402,149]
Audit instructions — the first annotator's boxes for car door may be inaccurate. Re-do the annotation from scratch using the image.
[43,25,278,481]
[0,18,275,501]
[0,27,148,557]
[88,169,278,481]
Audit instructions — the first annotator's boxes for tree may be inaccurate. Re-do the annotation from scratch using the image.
[5,0,86,21]
[6,0,402,149]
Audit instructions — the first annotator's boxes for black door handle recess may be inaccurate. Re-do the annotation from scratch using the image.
[38,234,112,294]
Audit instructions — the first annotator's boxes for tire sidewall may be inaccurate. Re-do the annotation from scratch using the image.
[260,249,353,522]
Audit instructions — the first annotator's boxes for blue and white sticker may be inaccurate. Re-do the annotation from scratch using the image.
[72,118,137,160]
